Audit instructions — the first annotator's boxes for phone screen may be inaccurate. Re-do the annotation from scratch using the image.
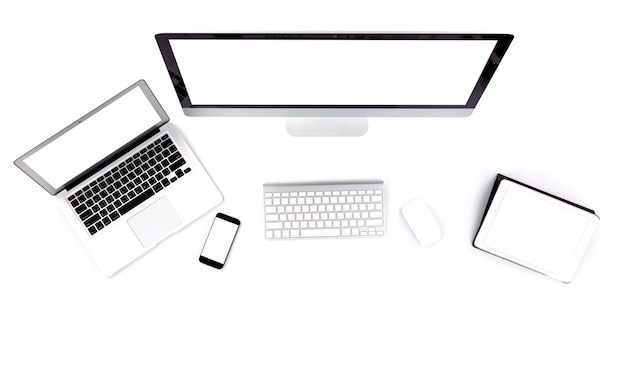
[199,213,240,269]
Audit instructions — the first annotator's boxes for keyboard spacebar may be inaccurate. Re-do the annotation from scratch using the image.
[301,228,341,238]
[119,188,155,216]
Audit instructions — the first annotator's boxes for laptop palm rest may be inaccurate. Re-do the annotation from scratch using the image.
[128,197,182,247]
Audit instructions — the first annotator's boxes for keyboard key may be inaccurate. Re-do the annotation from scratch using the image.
[366,219,384,227]
[301,228,341,238]
[170,158,186,171]
[79,209,93,221]
[118,188,154,216]
[370,211,383,218]
[84,213,100,227]
[266,222,283,230]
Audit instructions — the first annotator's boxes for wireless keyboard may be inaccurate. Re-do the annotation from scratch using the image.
[263,180,385,239]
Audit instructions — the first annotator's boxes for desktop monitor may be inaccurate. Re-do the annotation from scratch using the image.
[155,33,513,136]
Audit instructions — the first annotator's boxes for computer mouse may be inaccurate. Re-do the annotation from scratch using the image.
[401,199,442,247]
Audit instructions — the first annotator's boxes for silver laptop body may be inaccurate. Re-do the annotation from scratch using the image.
[15,80,223,276]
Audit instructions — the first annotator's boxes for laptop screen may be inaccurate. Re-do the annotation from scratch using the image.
[16,82,165,194]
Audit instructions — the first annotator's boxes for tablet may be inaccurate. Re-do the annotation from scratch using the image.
[473,175,599,283]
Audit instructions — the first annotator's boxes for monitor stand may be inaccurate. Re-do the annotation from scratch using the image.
[286,117,368,137]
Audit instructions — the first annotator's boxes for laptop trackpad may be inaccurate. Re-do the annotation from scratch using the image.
[128,197,182,247]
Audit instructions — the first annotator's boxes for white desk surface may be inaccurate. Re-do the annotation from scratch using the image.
[2,1,625,376]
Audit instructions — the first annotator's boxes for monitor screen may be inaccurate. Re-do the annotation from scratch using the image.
[155,33,513,135]
[22,86,161,190]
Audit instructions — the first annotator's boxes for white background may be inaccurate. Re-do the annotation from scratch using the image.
[2,1,625,376]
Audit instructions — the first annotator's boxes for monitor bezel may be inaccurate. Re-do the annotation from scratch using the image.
[155,33,513,117]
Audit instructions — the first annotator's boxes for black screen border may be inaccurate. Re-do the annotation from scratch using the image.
[155,33,513,111]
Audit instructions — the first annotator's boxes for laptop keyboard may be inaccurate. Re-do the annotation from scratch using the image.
[66,133,190,236]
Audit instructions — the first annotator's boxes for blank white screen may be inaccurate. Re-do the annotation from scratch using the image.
[484,187,591,275]
[201,217,238,264]
[23,87,162,189]
[171,39,497,106]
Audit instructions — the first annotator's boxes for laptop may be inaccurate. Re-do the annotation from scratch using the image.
[14,80,223,276]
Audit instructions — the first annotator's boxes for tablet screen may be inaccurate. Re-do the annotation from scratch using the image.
[474,178,599,282]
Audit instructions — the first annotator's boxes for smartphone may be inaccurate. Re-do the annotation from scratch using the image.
[199,213,240,269]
